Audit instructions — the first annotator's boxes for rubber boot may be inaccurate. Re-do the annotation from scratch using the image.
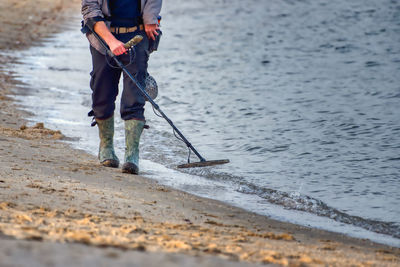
[96,116,119,168]
[122,119,145,174]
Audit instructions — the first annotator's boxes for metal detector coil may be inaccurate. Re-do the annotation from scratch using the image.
[177,159,230,169]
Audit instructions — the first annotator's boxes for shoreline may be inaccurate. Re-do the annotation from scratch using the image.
[1,0,400,266]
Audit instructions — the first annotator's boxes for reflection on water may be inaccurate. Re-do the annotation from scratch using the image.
[9,0,400,247]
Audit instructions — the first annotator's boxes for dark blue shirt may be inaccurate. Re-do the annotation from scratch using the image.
[109,0,141,27]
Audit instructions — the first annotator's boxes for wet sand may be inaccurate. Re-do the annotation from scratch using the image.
[0,0,400,266]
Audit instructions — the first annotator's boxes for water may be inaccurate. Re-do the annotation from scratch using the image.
[7,0,400,247]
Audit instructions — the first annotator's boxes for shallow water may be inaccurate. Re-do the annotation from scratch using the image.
[9,0,400,246]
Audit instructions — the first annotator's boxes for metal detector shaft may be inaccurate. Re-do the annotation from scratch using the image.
[89,28,207,163]
[120,65,207,163]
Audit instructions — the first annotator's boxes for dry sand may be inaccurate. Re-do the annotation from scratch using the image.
[0,0,400,266]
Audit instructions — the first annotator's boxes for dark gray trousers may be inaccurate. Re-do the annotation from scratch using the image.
[89,30,149,121]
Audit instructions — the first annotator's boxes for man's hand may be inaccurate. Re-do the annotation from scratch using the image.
[144,24,159,41]
[109,39,127,56]
[93,21,127,56]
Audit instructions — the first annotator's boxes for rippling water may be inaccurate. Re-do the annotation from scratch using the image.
[8,0,400,246]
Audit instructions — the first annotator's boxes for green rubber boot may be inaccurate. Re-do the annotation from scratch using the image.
[96,116,119,168]
[122,119,145,174]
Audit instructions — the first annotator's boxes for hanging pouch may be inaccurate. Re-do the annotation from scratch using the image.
[148,29,162,53]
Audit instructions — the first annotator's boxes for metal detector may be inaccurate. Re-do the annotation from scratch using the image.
[87,27,229,168]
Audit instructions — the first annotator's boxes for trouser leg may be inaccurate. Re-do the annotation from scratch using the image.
[89,45,121,120]
[116,31,149,174]
[120,31,149,121]
[89,46,121,167]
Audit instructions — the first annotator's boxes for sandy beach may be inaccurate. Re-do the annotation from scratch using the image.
[0,0,400,266]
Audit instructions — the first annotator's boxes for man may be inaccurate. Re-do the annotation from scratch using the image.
[81,0,162,174]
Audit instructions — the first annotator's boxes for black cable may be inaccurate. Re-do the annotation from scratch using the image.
[105,48,136,69]
[187,147,191,163]
[152,105,163,118]
[150,102,192,163]
[173,128,184,142]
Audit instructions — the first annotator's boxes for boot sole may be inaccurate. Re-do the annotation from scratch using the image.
[101,159,119,168]
[122,162,139,174]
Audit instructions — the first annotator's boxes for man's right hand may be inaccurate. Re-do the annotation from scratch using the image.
[93,21,127,56]
[108,39,127,56]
